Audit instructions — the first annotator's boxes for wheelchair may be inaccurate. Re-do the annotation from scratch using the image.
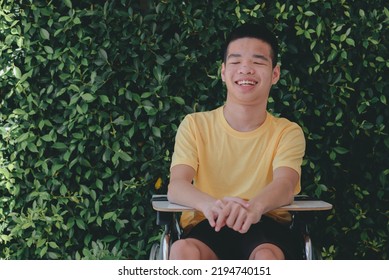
[149,194,332,260]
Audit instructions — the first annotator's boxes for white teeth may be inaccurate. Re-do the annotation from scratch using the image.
[237,80,256,86]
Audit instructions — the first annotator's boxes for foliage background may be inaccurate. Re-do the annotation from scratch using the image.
[0,0,388,259]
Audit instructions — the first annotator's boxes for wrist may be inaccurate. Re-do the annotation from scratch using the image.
[249,198,266,214]
[196,197,217,213]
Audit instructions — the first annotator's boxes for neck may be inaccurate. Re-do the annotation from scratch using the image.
[223,102,267,132]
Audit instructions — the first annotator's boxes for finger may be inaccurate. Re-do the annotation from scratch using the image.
[215,216,226,232]
[222,197,250,208]
[215,204,230,232]
[225,203,240,228]
[232,208,247,232]
[206,213,216,228]
[239,218,252,234]
[226,202,249,230]
[239,212,261,234]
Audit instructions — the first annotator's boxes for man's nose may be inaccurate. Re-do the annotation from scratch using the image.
[239,65,254,74]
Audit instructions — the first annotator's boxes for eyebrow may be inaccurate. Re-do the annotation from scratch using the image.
[227,53,270,62]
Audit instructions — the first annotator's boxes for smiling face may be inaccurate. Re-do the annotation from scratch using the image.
[221,37,280,107]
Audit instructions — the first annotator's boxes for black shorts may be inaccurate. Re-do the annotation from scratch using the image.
[182,216,303,260]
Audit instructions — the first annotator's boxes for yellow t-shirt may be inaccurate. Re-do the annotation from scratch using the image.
[171,106,306,229]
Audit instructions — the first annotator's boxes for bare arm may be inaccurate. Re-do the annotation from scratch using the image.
[249,166,297,213]
[167,164,221,227]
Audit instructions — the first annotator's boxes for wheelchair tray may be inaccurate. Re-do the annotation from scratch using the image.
[151,195,332,212]
[152,195,193,212]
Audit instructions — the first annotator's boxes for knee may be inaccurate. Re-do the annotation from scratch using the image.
[169,239,201,260]
[252,248,279,260]
[250,244,285,260]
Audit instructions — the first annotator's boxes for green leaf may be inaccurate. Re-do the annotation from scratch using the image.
[304,11,315,16]
[44,45,54,54]
[103,212,115,220]
[152,126,161,138]
[13,66,21,79]
[40,28,50,40]
[49,242,59,249]
[60,184,67,196]
[99,49,108,61]
[68,85,79,93]
[64,0,72,8]
[118,151,132,161]
[96,179,103,190]
[76,218,86,230]
[96,217,102,227]
[316,22,322,37]
[27,143,39,153]
[81,93,96,102]
[102,235,117,242]
[52,142,67,150]
[334,147,349,154]
[52,164,64,174]
[73,17,81,25]
[99,95,110,103]
[345,38,355,46]
[19,69,33,83]
[41,134,52,142]
[47,252,59,260]
[173,96,185,105]
[21,222,34,229]
[40,246,48,258]
[37,238,46,248]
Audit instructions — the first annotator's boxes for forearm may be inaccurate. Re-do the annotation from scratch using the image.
[167,179,216,212]
[250,179,294,213]
[249,168,297,214]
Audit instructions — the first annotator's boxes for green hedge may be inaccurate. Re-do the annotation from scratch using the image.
[0,0,388,259]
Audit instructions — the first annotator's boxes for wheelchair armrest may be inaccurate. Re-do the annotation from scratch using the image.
[151,195,193,212]
[151,194,332,212]
[281,197,332,212]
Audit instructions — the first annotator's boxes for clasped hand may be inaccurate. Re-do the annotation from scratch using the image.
[204,197,262,234]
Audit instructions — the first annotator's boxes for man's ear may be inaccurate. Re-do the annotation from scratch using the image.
[272,65,280,85]
[221,63,226,82]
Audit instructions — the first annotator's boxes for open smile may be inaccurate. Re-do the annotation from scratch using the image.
[235,79,258,86]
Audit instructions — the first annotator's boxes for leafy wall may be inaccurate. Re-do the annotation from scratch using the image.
[0,0,388,259]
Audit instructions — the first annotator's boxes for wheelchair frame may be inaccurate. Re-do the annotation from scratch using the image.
[150,195,332,260]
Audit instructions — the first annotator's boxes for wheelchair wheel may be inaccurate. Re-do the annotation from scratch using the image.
[149,243,161,260]
[311,246,323,260]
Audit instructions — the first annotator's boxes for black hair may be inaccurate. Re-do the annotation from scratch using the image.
[223,23,279,68]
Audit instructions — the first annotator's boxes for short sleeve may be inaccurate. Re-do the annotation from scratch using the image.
[170,115,199,171]
[273,123,306,176]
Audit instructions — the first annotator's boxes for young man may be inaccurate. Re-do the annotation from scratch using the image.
[167,23,306,260]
